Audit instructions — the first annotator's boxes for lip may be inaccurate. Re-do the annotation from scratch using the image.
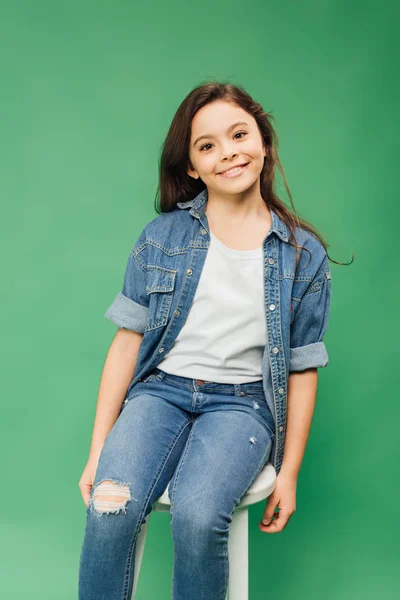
[217,162,249,177]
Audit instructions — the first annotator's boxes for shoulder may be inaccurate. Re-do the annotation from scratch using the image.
[142,209,185,236]
[291,225,328,276]
[291,223,324,251]
[140,209,190,247]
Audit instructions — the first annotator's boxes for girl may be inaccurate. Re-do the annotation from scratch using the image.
[78,81,343,600]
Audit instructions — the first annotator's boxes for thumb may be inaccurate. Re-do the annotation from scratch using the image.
[82,483,92,508]
[262,497,277,525]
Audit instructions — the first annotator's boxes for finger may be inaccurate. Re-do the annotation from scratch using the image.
[262,508,279,526]
[262,499,279,520]
[260,514,284,531]
[258,519,280,534]
[82,486,92,507]
[260,509,279,524]
[261,511,290,532]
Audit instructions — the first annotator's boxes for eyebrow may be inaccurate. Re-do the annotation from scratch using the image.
[193,121,249,147]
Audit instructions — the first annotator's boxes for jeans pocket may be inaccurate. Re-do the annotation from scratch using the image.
[142,372,162,384]
[242,390,266,404]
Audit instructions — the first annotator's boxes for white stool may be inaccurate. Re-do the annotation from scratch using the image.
[131,461,276,599]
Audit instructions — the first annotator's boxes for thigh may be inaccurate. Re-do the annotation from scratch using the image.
[168,409,274,519]
[92,385,193,508]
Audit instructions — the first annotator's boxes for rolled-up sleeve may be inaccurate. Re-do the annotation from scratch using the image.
[104,229,149,333]
[289,254,332,372]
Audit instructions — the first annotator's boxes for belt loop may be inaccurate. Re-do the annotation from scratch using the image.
[234,383,242,397]
[155,368,166,380]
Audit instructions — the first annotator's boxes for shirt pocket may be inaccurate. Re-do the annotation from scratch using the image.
[145,265,177,332]
[289,274,324,325]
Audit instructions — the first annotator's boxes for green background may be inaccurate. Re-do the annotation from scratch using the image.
[1,1,398,598]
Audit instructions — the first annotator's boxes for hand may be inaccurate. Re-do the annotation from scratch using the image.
[78,454,100,508]
[258,472,297,534]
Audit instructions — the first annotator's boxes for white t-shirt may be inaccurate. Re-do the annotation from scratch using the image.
[158,231,267,383]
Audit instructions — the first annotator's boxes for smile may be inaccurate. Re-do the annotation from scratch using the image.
[217,163,249,178]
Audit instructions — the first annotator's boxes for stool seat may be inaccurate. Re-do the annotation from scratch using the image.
[131,462,276,599]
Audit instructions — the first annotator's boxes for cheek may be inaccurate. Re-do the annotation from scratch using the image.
[247,148,266,174]
[246,141,264,159]
[200,155,217,174]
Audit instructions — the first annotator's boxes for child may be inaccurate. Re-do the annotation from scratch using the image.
[78,80,338,600]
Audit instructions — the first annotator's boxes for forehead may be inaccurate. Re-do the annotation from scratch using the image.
[190,101,253,135]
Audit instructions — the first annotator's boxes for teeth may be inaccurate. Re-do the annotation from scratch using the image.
[222,165,245,175]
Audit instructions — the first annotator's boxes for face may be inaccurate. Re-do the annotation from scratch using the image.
[187,100,267,195]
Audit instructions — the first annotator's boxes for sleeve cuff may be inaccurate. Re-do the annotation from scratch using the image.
[289,342,329,372]
[104,292,148,333]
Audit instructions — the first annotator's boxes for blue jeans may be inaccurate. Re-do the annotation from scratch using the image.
[78,368,275,600]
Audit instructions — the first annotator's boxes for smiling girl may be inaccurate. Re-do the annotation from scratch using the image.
[78,81,345,600]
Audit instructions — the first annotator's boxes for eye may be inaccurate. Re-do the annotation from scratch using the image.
[199,143,213,152]
[199,131,248,151]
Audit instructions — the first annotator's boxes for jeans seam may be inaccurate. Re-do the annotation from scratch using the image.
[121,418,193,600]
[169,420,198,518]
[222,530,229,600]
[170,421,197,597]
[242,391,265,402]
[223,438,273,600]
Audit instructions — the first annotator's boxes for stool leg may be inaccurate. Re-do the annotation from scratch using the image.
[227,507,248,600]
[131,512,151,599]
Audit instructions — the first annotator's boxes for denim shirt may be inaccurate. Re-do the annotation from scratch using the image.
[104,188,332,475]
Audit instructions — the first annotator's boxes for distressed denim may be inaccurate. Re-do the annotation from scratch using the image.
[103,188,332,476]
[78,368,275,600]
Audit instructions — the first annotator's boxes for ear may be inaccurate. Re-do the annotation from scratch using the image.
[187,167,200,179]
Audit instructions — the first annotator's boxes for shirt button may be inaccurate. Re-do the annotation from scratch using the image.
[272,347,279,354]
[278,387,284,394]
[268,258,274,265]
[269,304,276,311]
[201,229,207,234]
[158,347,164,353]
[186,268,193,275]
[279,425,284,432]
[174,309,180,316]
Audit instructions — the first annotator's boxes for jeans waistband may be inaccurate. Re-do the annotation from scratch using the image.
[152,368,264,396]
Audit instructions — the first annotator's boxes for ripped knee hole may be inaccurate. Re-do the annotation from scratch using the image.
[91,480,133,515]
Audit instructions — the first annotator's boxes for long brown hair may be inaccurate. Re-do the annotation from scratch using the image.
[154,79,352,268]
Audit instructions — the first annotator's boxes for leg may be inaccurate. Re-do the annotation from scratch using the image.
[78,388,193,600]
[168,410,273,600]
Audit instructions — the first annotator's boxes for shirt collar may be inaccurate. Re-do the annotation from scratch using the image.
[177,188,290,243]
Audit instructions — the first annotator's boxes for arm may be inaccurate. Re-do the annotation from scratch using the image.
[88,329,143,461]
[281,252,331,477]
[279,368,318,479]
[79,231,150,506]
[90,226,150,460]
[259,369,318,533]
[259,252,331,533]
[79,329,143,506]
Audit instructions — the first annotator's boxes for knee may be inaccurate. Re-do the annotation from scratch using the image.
[171,501,228,541]
[89,479,134,517]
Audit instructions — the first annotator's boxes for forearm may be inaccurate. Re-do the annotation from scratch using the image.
[279,368,319,480]
[88,329,143,460]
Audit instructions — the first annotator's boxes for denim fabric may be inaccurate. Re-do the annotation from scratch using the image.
[79,369,275,600]
[104,188,332,475]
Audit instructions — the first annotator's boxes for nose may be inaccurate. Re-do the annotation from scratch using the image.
[221,149,238,160]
